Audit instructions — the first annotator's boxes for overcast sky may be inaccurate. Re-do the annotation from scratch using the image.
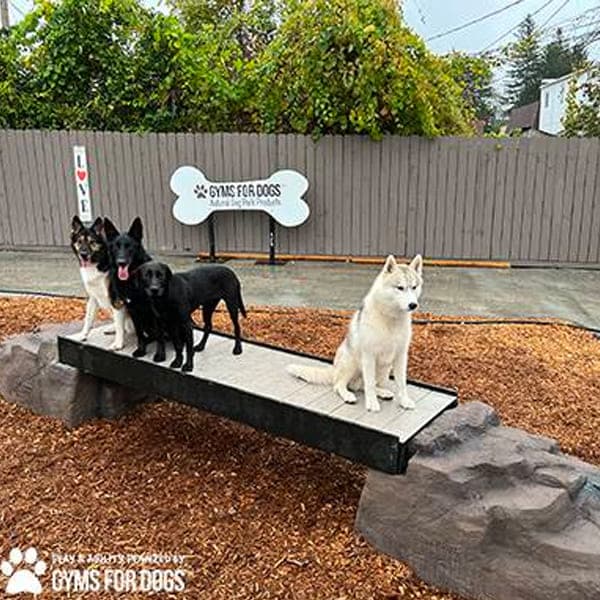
[7,0,600,60]
[403,0,599,57]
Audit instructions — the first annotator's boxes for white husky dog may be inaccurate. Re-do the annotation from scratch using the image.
[70,216,132,350]
[287,254,423,412]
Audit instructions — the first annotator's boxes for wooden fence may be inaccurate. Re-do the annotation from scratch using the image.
[0,130,598,264]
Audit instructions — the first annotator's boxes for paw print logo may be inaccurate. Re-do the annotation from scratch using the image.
[1,547,46,595]
[194,183,208,199]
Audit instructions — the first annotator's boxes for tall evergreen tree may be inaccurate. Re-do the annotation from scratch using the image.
[541,28,586,80]
[506,18,588,111]
[506,15,543,108]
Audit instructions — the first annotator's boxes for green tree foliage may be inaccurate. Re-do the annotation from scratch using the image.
[444,52,496,129]
[1,0,247,131]
[0,0,477,136]
[16,0,147,129]
[122,13,251,131]
[0,31,22,128]
[252,0,473,137]
[170,0,280,59]
[563,68,600,137]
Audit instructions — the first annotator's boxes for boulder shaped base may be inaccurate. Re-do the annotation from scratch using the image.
[356,402,600,600]
[0,322,150,427]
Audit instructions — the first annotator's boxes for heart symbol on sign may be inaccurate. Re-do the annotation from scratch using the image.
[76,170,87,181]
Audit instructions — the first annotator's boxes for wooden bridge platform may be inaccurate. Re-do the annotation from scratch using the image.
[58,325,457,474]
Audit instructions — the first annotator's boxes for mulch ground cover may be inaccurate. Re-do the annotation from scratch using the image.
[0,296,598,599]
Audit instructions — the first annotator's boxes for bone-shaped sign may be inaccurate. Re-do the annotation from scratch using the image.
[171,166,310,227]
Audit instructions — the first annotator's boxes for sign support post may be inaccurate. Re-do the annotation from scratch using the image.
[207,214,217,262]
[268,217,276,265]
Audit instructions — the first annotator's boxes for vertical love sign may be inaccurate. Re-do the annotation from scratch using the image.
[73,146,92,222]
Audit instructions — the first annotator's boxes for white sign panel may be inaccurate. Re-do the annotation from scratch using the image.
[73,145,92,222]
[170,167,310,227]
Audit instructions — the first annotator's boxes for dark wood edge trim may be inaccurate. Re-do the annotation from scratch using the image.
[58,337,404,474]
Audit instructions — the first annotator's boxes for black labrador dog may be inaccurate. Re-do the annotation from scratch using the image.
[103,217,161,360]
[136,261,247,371]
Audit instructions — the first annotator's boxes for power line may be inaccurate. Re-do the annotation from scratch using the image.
[538,19,600,45]
[426,0,525,42]
[479,0,561,52]
[539,0,571,29]
[540,3,600,32]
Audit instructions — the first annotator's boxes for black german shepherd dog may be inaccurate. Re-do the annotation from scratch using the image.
[103,217,161,360]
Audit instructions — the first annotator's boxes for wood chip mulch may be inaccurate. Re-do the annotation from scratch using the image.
[0,296,598,600]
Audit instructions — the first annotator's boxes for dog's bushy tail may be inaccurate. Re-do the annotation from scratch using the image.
[286,364,333,385]
[237,285,247,318]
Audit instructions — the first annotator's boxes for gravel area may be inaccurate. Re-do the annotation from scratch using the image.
[0,296,598,599]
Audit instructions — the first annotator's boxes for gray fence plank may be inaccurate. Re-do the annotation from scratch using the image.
[528,139,546,260]
[586,139,600,263]
[568,139,589,263]
[0,131,13,245]
[558,138,579,262]
[578,139,599,263]
[490,140,506,259]
[537,140,554,261]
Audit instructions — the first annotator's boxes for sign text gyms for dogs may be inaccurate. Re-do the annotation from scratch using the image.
[170,167,310,227]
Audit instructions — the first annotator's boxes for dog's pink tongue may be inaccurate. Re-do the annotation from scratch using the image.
[118,265,129,281]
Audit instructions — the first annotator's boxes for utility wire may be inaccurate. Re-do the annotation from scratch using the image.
[479,0,560,52]
[539,0,571,29]
[427,0,525,41]
[540,3,600,31]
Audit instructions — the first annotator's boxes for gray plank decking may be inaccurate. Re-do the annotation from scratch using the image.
[58,325,457,473]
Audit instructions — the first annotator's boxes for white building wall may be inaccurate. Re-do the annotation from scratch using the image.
[539,72,588,135]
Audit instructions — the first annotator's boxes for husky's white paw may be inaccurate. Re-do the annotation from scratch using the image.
[366,400,381,412]
[109,340,124,351]
[73,331,88,342]
[335,387,357,404]
[376,387,394,399]
[399,394,416,410]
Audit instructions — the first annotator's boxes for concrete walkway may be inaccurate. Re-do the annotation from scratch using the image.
[0,250,598,330]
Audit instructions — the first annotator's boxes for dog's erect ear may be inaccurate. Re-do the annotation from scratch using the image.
[409,254,423,276]
[383,255,397,274]
[103,217,119,241]
[128,217,143,242]
[163,264,173,283]
[91,217,103,236]
[71,215,84,234]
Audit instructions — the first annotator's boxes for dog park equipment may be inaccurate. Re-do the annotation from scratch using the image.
[170,166,310,265]
[1,324,598,599]
[57,324,456,474]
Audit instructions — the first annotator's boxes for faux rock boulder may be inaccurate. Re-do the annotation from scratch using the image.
[356,401,600,600]
[0,322,149,426]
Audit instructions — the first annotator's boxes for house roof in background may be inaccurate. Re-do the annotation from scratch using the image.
[507,101,540,131]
